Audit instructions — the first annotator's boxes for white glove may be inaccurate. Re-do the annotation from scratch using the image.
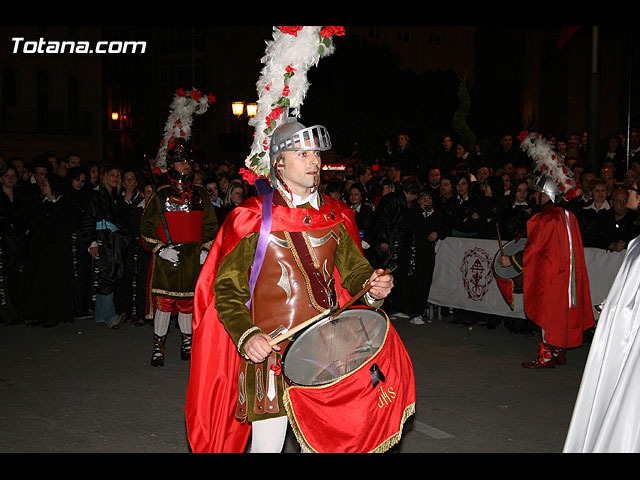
[200,249,209,265]
[361,240,371,250]
[158,246,180,264]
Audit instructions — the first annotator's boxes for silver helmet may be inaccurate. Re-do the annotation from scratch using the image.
[268,117,332,189]
[532,175,559,203]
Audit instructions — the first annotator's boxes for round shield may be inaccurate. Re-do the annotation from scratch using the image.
[281,307,388,387]
[493,237,527,280]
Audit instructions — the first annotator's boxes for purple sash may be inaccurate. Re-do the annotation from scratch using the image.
[245,189,273,308]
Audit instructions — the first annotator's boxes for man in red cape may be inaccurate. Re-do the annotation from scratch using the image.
[501,175,594,368]
[185,119,394,452]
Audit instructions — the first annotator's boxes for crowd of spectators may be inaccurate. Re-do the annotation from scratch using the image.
[2,126,640,332]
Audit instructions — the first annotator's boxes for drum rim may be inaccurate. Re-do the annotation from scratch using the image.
[281,307,390,389]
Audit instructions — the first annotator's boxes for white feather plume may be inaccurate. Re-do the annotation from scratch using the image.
[520,131,577,199]
[156,89,214,170]
[245,26,338,177]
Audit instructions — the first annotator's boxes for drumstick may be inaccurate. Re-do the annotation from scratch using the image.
[268,309,330,346]
[496,223,505,256]
[332,267,392,317]
[268,267,393,346]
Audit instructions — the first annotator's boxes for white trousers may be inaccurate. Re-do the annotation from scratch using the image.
[249,416,288,453]
[153,310,192,336]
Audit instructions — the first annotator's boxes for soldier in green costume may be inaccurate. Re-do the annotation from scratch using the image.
[140,142,218,366]
[209,119,394,452]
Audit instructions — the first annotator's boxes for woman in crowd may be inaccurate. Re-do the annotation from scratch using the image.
[475,175,506,239]
[115,169,144,324]
[0,165,28,323]
[82,164,129,329]
[66,166,93,320]
[579,178,610,248]
[450,173,480,237]
[86,161,100,189]
[324,178,345,203]
[347,183,376,264]
[502,179,534,240]
[204,176,223,227]
[216,180,245,225]
[501,172,513,198]
[394,190,442,324]
[19,173,74,327]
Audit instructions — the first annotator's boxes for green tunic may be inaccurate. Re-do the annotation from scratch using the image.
[140,184,218,305]
[213,199,381,422]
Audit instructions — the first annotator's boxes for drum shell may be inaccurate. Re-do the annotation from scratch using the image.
[493,237,527,280]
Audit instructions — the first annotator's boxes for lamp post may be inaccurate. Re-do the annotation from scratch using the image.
[231,101,258,159]
[232,101,245,118]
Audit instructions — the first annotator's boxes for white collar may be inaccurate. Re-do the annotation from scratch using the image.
[584,200,610,211]
[287,189,320,210]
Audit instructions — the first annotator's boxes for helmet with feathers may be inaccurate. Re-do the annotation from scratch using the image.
[242,26,344,192]
[519,130,577,203]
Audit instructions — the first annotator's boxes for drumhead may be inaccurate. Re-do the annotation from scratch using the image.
[493,237,527,280]
[281,308,388,387]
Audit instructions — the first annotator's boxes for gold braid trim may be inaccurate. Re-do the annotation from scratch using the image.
[283,389,415,453]
[237,326,262,355]
[141,234,166,254]
[510,254,523,272]
[150,288,194,298]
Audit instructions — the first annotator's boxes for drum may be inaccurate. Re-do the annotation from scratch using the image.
[282,306,388,386]
[493,237,527,280]
[281,307,416,453]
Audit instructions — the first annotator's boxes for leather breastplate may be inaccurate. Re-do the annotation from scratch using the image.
[249,194,341,337]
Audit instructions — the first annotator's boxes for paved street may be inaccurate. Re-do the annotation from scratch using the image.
[0,311,592,453]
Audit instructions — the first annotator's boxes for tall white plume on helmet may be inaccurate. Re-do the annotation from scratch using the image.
[245,26,343,179]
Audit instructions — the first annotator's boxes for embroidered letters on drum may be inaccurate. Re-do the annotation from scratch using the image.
[376,385,397,409]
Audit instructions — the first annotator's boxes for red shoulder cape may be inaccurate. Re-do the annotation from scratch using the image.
[185,193,364,453]
[523,204,594,348]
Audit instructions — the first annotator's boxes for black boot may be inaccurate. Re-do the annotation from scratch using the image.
[151,334,166,367]
[181,333,192,361]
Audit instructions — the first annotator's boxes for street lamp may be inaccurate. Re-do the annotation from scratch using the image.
[246,103,258,118]
[232,101,245,118]
[111,111,119,121]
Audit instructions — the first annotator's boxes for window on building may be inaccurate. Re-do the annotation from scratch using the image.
[2,67,17,107]
[36,70,49,132]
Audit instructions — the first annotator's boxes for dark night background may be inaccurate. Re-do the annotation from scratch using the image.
[2,22,639,173]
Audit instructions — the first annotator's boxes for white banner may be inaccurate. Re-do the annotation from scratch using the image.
[427,237,625,319]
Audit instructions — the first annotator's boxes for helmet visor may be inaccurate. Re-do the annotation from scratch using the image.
[270,124,332,156]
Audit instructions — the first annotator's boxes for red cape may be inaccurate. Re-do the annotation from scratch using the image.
[523,204,594,348]
[185,193,364,453]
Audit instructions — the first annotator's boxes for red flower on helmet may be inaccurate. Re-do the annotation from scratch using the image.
[190,90,202,101]
[279,26,304,36]
[239,167,260,185]
[320,26,345,37]
[176,88,187,97]
[517,130,529,142]
[268,106,283,121]
[207,93,216,104]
